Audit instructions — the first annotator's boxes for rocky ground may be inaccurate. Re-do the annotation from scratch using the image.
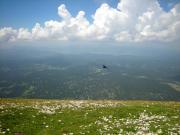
[0,99,180,135]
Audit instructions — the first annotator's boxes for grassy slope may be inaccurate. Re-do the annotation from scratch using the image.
[0,99,180,135]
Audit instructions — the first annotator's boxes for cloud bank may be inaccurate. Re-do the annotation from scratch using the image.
[0,0,180,44]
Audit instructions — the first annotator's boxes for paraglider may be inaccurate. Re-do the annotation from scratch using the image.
[102,65,108,69]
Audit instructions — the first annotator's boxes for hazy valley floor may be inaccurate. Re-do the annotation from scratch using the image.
[0,99,180,135]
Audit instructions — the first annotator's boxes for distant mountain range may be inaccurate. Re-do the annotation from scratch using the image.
[0,53,180,100]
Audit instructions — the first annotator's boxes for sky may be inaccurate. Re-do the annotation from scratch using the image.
[0,0,180,47]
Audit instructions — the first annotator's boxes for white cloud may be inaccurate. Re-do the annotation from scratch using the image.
[58,4,72,20]
[0,27,17,42]
[32,23,49,39]
[0,0,180,44]
[115,31,132,42]
[17,28,32,40]
[89,3,129,40]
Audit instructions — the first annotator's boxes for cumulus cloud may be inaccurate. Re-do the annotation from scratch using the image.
[0,0,180,43]
[58,4,72,20]
[0,27,17,42]
[17,28,32,40]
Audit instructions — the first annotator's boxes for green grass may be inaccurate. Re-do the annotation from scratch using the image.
[0,99,180,135]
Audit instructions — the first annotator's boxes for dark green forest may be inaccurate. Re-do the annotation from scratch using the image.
[0,52,180,100]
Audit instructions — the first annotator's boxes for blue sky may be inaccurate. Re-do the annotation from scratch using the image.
[0,0,179,29]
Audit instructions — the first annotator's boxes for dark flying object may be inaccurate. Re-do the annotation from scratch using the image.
[102,65,108,69]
